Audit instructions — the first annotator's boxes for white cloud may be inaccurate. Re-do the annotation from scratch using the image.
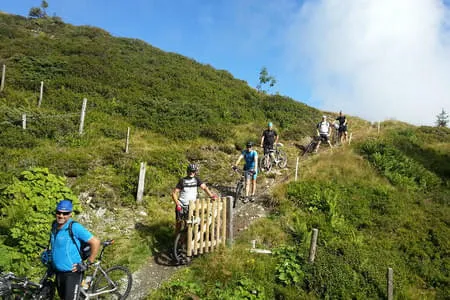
[285,0,450,125]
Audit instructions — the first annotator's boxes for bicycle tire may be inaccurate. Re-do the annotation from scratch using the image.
[276,150,288,168]
[234,181,244,209]
[91,266,132,300]
[173,231,191,265]
[302,142,314,157]
[259,155,272,172]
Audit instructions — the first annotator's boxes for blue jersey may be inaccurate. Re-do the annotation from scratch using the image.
[242,150,258,170]
[50,219,93,272]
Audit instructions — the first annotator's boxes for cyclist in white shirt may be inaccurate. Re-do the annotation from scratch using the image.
[314,115,333,152]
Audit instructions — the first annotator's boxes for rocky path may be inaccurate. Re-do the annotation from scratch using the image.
[128,171,287,299]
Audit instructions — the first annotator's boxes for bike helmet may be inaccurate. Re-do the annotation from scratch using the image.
[246,141,254,148]
[268,122,273,127]
[186,163,199,174]
[56,199,73,212]
[40,249,52,266]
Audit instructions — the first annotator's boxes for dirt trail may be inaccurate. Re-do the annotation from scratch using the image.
[128,171,287,299]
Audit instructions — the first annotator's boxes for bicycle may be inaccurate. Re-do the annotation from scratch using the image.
[296,136,321,157]
[0,267,55,300]
[259,143,288,172]
[79,239,132,299]
[173,199,218,265]
[232,167,256,208]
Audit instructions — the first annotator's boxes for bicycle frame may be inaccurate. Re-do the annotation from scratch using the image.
[79,262,118,299]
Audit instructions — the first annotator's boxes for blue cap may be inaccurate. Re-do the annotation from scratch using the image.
[56,200,73,212]
[268,122,273,127]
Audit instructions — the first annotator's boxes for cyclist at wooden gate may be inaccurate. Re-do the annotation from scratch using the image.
[172,164,217,235]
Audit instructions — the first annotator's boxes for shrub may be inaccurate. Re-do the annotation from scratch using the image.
[0,167,79,276]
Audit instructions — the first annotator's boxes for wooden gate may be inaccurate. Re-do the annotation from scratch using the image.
[186,197,228,257]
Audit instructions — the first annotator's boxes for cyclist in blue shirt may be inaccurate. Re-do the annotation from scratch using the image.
[233,141,258,202]
[50,200,100,300]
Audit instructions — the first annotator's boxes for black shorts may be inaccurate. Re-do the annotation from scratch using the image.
[263,145,274,155]
[55,271,83,300]
[319,134,329,142]
[175,205,189,221]
[339,125,347,133]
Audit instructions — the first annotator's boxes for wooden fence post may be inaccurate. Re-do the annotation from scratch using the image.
[38,81,44,107]
[226,196,234,246]
[22,114,26,129]
[377,121,381,135]
[79,98,87,135]
[136,162,146,203]
[308,228,319,263]
[125,127,130,153]
[295,157,299,181]
[348,132,353,145]
[387,268,393,300]
[221,198,227,247]
[0,64,5,92]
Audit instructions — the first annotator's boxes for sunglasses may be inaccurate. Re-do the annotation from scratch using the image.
[55,211,71,216]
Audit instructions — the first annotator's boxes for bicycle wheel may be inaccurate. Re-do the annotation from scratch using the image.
[259,155,272,172]
[91,266,132,299]
[36,280,55,300]
[173,231,191,265]
[234,181,244,208]
[276,150,288,168]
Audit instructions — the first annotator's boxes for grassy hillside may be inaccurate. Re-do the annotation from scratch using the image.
[0,12,448,299]
[150,123,450,299]
[0,12,324,276]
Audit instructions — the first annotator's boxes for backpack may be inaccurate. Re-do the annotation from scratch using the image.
[50,220,91,261]
[68,221,91,261]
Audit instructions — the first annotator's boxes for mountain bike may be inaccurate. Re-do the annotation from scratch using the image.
[259,143,287,172]
[79,239,132,299]
[297,136,320,157]
[0,243,56,300]
[233,167,255,208]
[0,267,55,300]
[173,199,218,265]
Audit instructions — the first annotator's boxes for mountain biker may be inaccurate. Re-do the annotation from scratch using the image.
[335,110,348,143]
[49,200,100,300]
[172,164,217,234]
[233,141,258,202]
[260,122,279,163]
[314,115,333,152]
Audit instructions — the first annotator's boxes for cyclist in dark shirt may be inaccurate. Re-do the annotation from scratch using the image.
[334,111,348,143]
[260,122,279,162]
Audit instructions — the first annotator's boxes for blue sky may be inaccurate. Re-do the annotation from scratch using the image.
[1,0,450,125]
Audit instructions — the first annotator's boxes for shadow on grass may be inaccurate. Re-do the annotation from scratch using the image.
[134,221,179,266]
[396,141,450,180]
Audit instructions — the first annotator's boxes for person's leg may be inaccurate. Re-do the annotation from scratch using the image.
[58,272,83,300]
[245,171,251,198]
[251,176,257,199]
[314,140,321,152]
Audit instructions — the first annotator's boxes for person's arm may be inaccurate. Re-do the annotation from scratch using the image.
[254,152,258,172]
[172,188,181,206]
[234,154,243,167]
[200,184,215,199]
[260,134,264,147]
[275,132,279,145]
[86,236,100,264]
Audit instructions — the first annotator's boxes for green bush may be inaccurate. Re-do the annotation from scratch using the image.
[0,167,79,276]
[360,139,441,191]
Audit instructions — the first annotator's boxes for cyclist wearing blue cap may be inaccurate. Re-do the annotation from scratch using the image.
[260,122,279,162]
[49,200,100,300]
